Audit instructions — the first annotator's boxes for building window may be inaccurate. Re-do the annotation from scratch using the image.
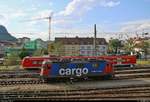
[81,46,85,49]
[103,46,105,49]
[87,46,91,49]
[99,46,101,50]
[81,51,85,54]
[83,42,87,45]
[88,42,91,44]
[87,51,91,54]
[101,41,104,45]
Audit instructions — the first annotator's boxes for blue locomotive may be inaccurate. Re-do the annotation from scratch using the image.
[40,58,114,80]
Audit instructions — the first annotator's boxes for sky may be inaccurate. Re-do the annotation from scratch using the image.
[0,0,150,41]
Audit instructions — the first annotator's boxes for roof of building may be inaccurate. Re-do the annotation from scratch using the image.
[0,40,14,45]
[19,37,30,39]
[55,37,108,45]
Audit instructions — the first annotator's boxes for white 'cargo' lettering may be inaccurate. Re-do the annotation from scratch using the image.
[59,68,89,76]
[59,69,65,76]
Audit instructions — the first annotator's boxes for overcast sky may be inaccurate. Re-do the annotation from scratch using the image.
[0,0,150,41]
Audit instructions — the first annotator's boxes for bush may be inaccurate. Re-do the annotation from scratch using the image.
[4,52,21,66]
[19,50,30,59]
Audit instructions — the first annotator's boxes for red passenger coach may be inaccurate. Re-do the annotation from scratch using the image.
[21,56,59,70]
[21,55,136,70]
[100,55,136,67]
[61,55,136,67]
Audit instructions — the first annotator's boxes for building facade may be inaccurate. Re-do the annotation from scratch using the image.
[23,39,47,50]
[55,37,108,56]
[35,38,47,49]
[0,41,15,57]
[18,37,30,44]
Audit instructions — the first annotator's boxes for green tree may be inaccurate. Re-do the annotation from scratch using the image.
[139,40,150,60]
[4,52,20,66]
[108,38,122,54]
[19,48,30,59]
[48,42,65,56]
[123,38,137,55]
[33,48,48,56]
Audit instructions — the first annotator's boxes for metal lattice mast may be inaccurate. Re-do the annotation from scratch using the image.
[48,16,51,41]
[93,24,97,56]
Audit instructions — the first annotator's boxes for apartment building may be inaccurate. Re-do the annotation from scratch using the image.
[0,41,14,57]
[18,37,30,44]
[55,37,108,56]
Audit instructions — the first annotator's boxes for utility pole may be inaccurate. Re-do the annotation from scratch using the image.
[48,16,51,41]
[47,12,53,41]
[93,24,97,56]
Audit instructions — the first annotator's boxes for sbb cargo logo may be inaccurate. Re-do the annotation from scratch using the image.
[59,68,89,77]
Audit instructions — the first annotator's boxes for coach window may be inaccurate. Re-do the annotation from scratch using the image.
[33,61,37,64]
[38,61,43,65]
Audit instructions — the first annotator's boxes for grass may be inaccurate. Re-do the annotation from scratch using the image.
[0,65,20,71]
[137,59,150,65]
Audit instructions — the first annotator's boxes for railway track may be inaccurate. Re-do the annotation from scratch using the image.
[1,84,150,101]
[0,73,149,86]
[115,66,150,79]
[115,68,150,74]
[0,72,39,79]
[114,66,150,71]
[0,69,40,78]
[0,66,149,101]
[0,78,45,86]
[0,66,149,79]
[0,66,149,86]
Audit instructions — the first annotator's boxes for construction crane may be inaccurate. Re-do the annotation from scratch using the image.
[20,12,54,55]
[21,12,53,41]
